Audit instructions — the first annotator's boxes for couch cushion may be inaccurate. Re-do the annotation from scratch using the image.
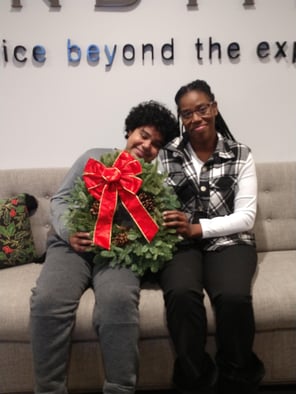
[253,250,296,331]
[254,162,296,252]
[1,251,295,342]
[0,263,42,341]
[0,168,68,257]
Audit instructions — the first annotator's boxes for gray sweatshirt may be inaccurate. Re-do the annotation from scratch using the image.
[50,148,113,244]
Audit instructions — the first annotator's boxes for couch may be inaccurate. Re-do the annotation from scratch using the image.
[0,162,295,394]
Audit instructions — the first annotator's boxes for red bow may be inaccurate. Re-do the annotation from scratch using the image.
[83,151,159,250]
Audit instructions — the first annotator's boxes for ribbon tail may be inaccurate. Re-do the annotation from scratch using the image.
[121,194,159,243]
[93,187,117,250]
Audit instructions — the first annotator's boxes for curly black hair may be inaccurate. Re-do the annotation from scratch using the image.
[124,100,179,146]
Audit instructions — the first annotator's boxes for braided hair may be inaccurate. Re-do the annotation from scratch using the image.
[174,79,236,142]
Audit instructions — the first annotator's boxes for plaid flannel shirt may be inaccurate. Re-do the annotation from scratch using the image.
[159,132,256,251]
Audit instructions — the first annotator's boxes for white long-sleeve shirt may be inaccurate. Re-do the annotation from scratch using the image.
[188,143,257,238]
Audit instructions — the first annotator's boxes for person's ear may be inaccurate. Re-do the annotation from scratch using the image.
[212,101,218,116]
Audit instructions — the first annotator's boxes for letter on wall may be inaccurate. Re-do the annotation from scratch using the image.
[95,0,140,6]
[12,0,61,7]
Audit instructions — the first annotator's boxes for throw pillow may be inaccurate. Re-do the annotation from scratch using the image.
[0,193,38,268]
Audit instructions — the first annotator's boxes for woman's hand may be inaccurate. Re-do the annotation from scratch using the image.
[69,232,93,253]
[162,210,202,239]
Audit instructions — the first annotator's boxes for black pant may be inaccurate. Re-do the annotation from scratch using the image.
[158,244,265,394]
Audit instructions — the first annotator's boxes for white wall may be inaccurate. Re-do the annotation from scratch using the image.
[0,0,295,169]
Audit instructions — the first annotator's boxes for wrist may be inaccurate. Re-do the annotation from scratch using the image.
[190,223,203,238]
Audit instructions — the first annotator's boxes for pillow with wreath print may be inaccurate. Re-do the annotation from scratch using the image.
[0,193,38,268]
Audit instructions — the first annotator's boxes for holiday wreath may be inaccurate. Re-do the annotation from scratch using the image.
[64,150,181,276]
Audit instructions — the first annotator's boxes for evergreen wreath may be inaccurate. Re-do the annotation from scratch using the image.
[64,150,181,276]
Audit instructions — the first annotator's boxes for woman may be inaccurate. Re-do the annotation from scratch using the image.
[30,100,179,394]
[159,80,265,394]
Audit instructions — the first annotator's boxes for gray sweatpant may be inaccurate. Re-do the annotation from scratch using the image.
[30,240,141,394]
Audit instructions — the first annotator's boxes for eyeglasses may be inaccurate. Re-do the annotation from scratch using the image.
[179,102,214,120]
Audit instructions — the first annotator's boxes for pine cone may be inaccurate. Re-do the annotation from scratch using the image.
[138,191,155,212]
[113,232,129,247]
[90,200,100,216]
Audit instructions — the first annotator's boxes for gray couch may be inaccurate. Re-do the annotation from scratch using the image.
[0,162,295,394]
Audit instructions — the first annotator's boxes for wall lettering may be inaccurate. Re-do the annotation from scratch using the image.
[67,38,174,67]
[187,0,198,6]
[11,0,61,7]
[195,38,241,61]
[95,0,139,6]
[1,37,295,67]
[1,38,295,67]
[256,41,294,61]
[1,39,46,63]
[11,0,258,10]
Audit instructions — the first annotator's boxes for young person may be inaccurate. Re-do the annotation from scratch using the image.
[159,79,265,394]
[30,101,179,394]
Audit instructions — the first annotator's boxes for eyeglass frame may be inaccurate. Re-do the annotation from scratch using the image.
[179,101,215,120]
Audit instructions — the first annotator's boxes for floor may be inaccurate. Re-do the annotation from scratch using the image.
[79,387,296,394]
[258,386,296,393]
[140,387,296,394]
[135,388,296,394]
[16,386,296,394]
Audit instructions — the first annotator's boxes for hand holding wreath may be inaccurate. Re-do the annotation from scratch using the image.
[64,150,181,276]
